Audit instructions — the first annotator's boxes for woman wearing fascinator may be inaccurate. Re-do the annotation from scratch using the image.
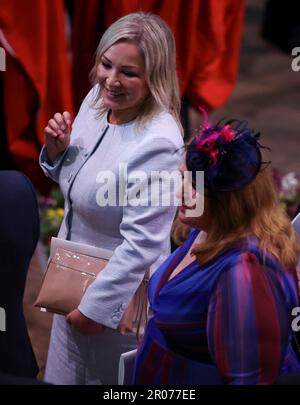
[133,119,300,385]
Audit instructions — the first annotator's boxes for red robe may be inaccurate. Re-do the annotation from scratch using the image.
[0,0,74,193]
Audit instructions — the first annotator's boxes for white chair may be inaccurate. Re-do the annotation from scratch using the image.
[118,349,137,385]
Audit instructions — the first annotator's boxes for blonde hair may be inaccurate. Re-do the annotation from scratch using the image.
[192,167,299,269]
[89,12,183,134]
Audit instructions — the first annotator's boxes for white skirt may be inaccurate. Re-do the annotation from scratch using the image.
[44,314,138,385]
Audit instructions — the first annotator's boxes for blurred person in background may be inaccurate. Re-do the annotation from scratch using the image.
[0,171,40,379]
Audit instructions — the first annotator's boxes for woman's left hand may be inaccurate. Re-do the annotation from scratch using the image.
[66,309,106,336]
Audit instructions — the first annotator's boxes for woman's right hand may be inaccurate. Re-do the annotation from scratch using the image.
[44,111,72,164]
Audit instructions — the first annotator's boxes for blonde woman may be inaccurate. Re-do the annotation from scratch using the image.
[133,120,300,384]
[40,12,183,384]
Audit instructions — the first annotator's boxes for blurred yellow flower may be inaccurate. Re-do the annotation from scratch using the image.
[46,209,56,220]
[39,188,65,255]
[56,208,64,218]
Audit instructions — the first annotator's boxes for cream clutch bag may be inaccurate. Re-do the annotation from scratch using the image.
[34,238,113,315]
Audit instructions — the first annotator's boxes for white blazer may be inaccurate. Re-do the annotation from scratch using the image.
[40,85,184,328]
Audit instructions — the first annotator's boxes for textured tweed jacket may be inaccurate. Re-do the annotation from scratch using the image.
[40,86,183,329]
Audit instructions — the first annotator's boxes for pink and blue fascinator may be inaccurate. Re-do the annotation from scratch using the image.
[186,113,263,192]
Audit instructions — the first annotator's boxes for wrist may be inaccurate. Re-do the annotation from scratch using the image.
[45,147,65,165]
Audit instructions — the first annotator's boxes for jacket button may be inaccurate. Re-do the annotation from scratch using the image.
[111,315,119,323]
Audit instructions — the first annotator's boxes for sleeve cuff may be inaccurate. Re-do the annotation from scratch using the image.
[39,145,68,180]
